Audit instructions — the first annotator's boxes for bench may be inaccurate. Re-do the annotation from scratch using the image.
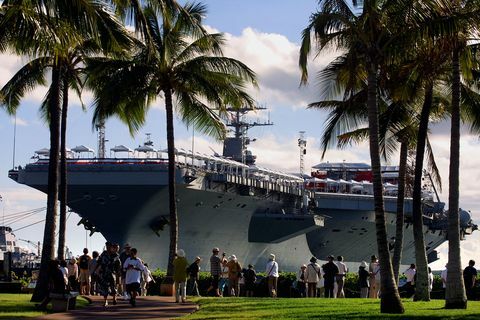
[49,292,79,312]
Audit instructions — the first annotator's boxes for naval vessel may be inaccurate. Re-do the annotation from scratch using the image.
[8,108,477,270]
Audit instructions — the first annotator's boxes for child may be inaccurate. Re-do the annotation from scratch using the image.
[123,248,146,307]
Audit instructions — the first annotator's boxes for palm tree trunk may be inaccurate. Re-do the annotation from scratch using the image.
[31,66,61,302]
[164,88,178,277]
[58,75,68,260]
[412,82,433,302]
[445,46,467,309]
[366,61,403,314]
[392,140,408,283]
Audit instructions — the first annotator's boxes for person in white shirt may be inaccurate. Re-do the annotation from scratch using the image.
[305,257,321,297]
[428,267,434,292]
[404,264,416,297]
[368,255,379,298]
[265,253,279,298]
[336,256,348,298]
[441,264,448,290]
[123,248,146,307]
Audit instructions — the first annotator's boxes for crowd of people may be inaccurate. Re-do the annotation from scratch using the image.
[39,244,478,310]
[39,242,154,309]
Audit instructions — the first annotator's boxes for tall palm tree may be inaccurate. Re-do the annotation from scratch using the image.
[85,2,257,276]
[299,0,412,312]
[0,0,132,302]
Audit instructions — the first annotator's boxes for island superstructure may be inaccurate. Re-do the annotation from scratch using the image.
[8,107,477,270]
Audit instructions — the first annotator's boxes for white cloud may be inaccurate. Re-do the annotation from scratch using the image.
[11,117,28,126]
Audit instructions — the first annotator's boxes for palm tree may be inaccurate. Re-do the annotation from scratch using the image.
[299,0,410,312]
[85,2,257,276]
[0,0,132,302]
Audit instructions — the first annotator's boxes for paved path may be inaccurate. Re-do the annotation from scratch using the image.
[36,296,198,320]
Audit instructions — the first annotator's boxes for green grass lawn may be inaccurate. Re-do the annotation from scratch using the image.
[0,293,89,319]
[184,298,480,319]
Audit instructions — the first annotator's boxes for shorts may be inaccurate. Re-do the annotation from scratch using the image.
[79,269,90,283]
[211,275,220,289]
[126,282,141,294]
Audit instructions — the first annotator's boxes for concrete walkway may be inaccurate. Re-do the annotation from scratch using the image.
[36,296,198,320]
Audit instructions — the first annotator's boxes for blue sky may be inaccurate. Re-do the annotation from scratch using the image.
[1,0,479,269]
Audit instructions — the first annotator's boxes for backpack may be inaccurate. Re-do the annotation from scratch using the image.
[79,255,89,270]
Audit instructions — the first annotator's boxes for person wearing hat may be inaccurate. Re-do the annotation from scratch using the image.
[119,243,132,299]
[187,256,201,296]
[265,253,279,297]
[207,247,222,296]
[358,261,370,298]
[296,264,308,297]
[226,255,242,297]
[368,255,379,298]
[173,249,189,303]
[322,255,339,298]
[305,257,321,297]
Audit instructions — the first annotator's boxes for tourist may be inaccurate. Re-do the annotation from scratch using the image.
[441,264,448,295]
[187,257,201,296]
[97,242,121,307]
[207,247,222,297]
[119,243,132,298]
[428,267,433,293]
[336,256,348,298]
[463,260,477,300]
[89,251,99,295]
[59,260,68,286]
[173,249,188,303]
[244,264,257,297]
[296,264,307,297]
[78,248,91,295]
[141,262,154,296]
[322,255,339,298]
[219,253,229,296]
[404,264,416,298]
[306,257,321,297]
[67,257,79,291]
[123,248,146,307]
[227,255,242,297]
[265,253,279,298]
[368,255,379,298]
[358,261,370,298]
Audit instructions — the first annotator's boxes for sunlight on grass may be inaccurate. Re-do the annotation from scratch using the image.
[183,298,480,319]
[0,293,89,319]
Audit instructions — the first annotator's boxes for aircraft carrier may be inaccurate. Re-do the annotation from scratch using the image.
[8,108,477,270]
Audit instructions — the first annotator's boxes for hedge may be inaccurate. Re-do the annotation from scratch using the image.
[147,270,463,299]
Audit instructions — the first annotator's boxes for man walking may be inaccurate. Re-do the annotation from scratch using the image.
[123,248,146,307]
[119,243,131,298]
[207,247,222,297]
[78,248,91,295]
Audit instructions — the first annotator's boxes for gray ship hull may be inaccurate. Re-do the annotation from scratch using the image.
[10,160,447,270]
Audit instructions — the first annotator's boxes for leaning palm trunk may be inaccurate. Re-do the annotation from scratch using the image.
[164,88,178,277]
[366,62,404,313]
[445,46,467,309]
[392,140,408,283]
[412,83,433,301]
[58,76,69,260]
[31,67,62,302]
